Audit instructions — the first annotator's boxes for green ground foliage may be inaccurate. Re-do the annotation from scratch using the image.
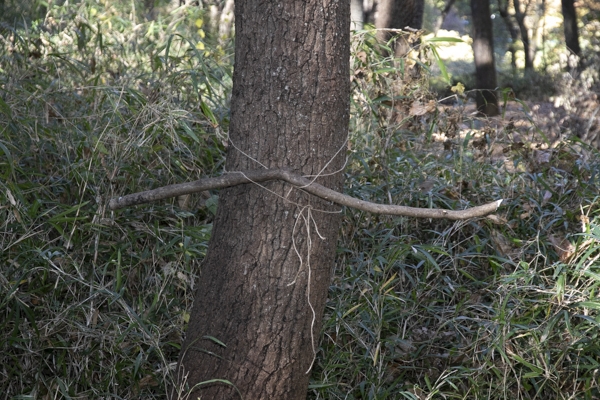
[1,2,600,399]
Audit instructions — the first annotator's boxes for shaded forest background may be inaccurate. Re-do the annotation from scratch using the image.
[1,0,600,399]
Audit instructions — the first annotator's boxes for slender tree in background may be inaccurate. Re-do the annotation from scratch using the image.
[561,0,582,68]
[175,0,350,398]
[497,0,521,75]
[433,0,457,34]
[376,0,425,56]
[512,0,546,72]
[351,0,364,30]
[471,0,499,116]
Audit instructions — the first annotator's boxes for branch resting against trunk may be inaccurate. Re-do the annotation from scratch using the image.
[108,169,502,220]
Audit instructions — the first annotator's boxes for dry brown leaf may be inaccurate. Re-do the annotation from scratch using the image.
[485,214,507,225]
[442,187,461,200]
[138,375,159,388]
[409,100,436,116]
[579,214,590,232]
[177,194,191,210]
[549,234,575,262]
[356,51,367,64]
[490,229,513,257]
[534,149,552,164]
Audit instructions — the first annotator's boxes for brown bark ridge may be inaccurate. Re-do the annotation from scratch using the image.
[375,0,425,56]
[471,0,499,117]
[175,0,350,399]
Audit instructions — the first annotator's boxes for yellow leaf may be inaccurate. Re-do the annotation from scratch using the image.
[196,41,205,50]
[451,82,465,95]
[197,29,205,38]
[183,312,190,323]
[195,18,203,28]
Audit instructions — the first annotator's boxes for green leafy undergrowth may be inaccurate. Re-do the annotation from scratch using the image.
[309,29,600,400]
[1,2,229,398]
[2,6,600,400]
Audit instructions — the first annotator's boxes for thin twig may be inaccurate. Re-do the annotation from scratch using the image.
[108,169,503,220]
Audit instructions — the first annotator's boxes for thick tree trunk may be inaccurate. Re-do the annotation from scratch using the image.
[471,0,499,116]
[176,0,350,399]
[561,0,582,65]
[375,0,425,56]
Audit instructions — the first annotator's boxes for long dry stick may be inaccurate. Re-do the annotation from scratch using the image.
[108,169,502,220]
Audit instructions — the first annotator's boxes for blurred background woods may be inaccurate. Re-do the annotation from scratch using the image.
[1,0,600,399]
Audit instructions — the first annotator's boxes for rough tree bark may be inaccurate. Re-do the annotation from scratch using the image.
[561,0,582,67]
[375,0,425,56]
[175,0,350,398]
[471,0,499,116]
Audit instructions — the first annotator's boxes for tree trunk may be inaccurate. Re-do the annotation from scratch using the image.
[497,0,520,75]
[218,0,235,42]
[512,0,545,72]
[471,0,499,116]
[351,0,364,30]
[561,0,582,66]
[375,0,425,56]
[176,0,350,399]
[512,0,534,71]
[434,0,457,34]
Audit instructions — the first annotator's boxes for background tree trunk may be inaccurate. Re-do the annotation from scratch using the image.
[512,0,545,72]
[433,0,457,34]
[375,0,425,56]
[497,0,520,75]
[351,0,364,30]
[176,0,350,399]
[471,0,499,116]
[561,0,582,67]
[217,0,235,42]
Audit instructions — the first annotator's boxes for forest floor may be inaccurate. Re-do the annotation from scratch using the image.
[438,83,600,171]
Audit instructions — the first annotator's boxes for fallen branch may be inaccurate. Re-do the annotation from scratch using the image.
[108,169,502,220]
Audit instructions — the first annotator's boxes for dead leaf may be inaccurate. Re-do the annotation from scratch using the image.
[541,190,552,205]
[139,375,159,388]
[534,149,552,164]
[442,187,461,200]
[6,188,16,205]
[490,230,513,257]
[356,51,367,64]
[579,213,590,232]
[178,194,191,210]
[418,179,436,193]
[409,100,436,116]
[485,214,507,225]
[549,234,575,262]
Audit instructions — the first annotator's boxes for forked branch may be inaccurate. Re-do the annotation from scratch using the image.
[108,169,502,220]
